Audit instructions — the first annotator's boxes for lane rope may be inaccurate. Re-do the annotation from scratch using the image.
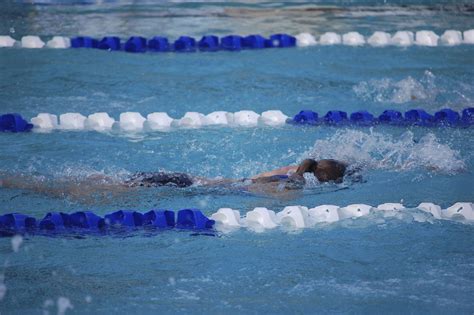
[1,202,472,236]
[1,108,472,133]
[1,30,474,51]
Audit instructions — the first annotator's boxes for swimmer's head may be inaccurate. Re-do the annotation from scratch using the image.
[296,158,346,183]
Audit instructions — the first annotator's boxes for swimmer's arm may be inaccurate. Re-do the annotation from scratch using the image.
[251,166,298,180]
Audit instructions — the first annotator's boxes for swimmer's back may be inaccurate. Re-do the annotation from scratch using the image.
[126,172,194,188]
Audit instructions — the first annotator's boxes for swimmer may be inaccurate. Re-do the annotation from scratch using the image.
[0,159,351,202]
[124,158,348,189]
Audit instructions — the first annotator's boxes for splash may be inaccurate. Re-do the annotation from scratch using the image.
[303,129,465,174]
[353,71,437,104]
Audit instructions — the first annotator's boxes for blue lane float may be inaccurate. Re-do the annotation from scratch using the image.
[98,36,121,51]
[463,108,474,123]
[378,110,404,124]
[289,110,319,125]
[71,36,98,48]
[243,35,273,49]
[0,209,214,236]
[324,110,348,124]
[198,35,219,52]
[174,36,196,52]
[221,35,243,51]
[289,107,474,127]
[67,33,295,53]
[124,36,147,53]
[0,113,33,132]
[148,36,170,52]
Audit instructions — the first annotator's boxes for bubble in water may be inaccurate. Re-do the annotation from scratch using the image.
[303,129,465,174]
[85,295,92,303]
[169,277,176,286]
[11,235,23,253]
[9,27,15,34]
[57,297,73,315]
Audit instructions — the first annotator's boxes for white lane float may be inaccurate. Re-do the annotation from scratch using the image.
[338,204,372,220]
[232,110,260,127]
[319,32,342,45]
[391,31,414,47]
[342,32,365,46]
[0,35,16,47]
[31,113,58,130]
[46,36,71,49]
[417,202,442,219]
[59,113,86,130]
[295,33,317,47]
[259,110,288,126]
[210,208,241,227]
[85,112,115,131]
[119,112,146,132]
[464,29,474,44]
[308,205,340,223]
[174,112,205,128]
[204,111,233,126]
[21,36,45,48]
[367,32,391,47]
[443,202,474,221]
[415,31,439,46]
[277,206,310,228]
[377,203,405,211]
[245,207,279,229]
[145,112,174,130]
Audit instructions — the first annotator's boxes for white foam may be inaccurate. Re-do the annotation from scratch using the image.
[145,112,174,130]
[21,35,45,48]
[417,202,442,219]
[31,113,58,130]
[85,112,115,131]
[211,208,241,227]
[11,235,23,253]
[57,297,73,315]
[308,205,340,223]
[59,113,86,130]
[415,31,439,46]
[377,203,405,211]
[305,129,466,174]
[258,110,288,126]
[463,29,474,44]
[295,32,317,47]
[0,35,16,47]
[174,112,205,128]
[46,36,71,49]
[342,32,365,46]
[319,32,342,45]
[443,202,474,221]
[245,207,278,229]
[391,31,414,47]
[277,206,310,228]
[232,110,260,127]
[367,31,391,47]
[338,204,372,220]
[203,111,233,126]
[119,112,146,132]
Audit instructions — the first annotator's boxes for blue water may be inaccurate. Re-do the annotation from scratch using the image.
[1,1,474,314]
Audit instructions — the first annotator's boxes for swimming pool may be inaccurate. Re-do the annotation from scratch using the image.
[1,1,474,314]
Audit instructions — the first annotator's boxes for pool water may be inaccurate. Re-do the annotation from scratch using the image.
[1,1,473,314]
